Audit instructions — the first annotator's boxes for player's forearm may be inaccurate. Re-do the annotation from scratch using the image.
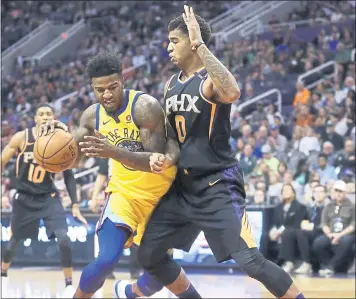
[110,148,154,173]
[196,44,240,103]
[339,225,355,237]
[63,169,78,205]
[164,138,180,167]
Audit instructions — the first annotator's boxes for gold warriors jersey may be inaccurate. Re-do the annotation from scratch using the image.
[95,89,177,202]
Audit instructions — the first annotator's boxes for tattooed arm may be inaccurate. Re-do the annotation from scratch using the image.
[182,5,240,104]
[198,45,241,104]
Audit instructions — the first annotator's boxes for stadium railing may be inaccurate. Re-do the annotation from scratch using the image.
[209,1,255,32]
[215,1,302,42]
[237,88,282,119]
[297,60,337,89]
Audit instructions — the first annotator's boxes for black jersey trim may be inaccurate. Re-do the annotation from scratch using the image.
[131,91,145,128]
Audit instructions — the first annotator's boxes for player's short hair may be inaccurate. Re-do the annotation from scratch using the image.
[35,104,54,114]
[86,52,122,79]
[168,14,211,44]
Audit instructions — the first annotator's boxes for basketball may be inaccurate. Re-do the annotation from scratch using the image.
[34,129,78,173]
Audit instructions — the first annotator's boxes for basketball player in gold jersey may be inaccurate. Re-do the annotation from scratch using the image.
[39,51,183,298]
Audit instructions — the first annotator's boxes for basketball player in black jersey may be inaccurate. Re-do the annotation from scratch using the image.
[1,104,87,296]
[127,6,305,299]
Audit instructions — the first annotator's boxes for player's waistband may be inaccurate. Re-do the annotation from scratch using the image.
[178,162,240,177]
[14,190,58,199]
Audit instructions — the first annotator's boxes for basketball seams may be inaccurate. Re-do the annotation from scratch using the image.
[43,135,74,159]
[34,130,78,173]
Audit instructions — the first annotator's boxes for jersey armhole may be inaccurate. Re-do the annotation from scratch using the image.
[95,103,100,131]
[19,129,28,154]
[199,77,219,105]
[131,92,145,128]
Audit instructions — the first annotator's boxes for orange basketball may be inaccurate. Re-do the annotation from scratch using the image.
[34,129,78,173]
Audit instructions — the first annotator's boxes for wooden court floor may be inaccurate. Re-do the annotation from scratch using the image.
[1,267,355,298]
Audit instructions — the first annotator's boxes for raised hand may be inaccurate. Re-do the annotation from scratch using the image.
[39,120,68,136]
[182,5,204,50]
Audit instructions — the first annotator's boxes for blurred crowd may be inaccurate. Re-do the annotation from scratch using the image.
[1,0,355,275]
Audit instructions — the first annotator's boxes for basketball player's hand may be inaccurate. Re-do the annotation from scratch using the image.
[182,5,204,50]
[72,204,88,226]
[38,120,68,136]
[79,130,115,158]
[149,153,166,174]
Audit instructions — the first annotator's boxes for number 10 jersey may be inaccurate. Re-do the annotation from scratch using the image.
[164,68,237,176]
[14,127,57,195]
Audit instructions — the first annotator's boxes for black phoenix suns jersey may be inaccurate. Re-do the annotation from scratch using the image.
[164,68,237,176]
[14,127,57,195]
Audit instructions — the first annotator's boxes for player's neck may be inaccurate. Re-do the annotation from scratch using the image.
[181,56,204,79]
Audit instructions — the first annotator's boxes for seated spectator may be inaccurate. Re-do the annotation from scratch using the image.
[322,141,336,166]
[299,126,320,156]
[255,125,268,148]
[277,161,288,178]
[294,158,311,187]
[260,184,308,273]
[274,115,291,140]
[316,153,338,185]
[313,180,355,275]
[258,144,280,174]
[239,144,257,176]
[266,103,284,125]
[293,81,311,108]
[295,105,313,127]
[294,184,328,274]
[252,189,266,206]
[267,172,283,205]
[250,102,267,129]
[334,138,356,177]
[268,125,288,160]
[321,120,344,151]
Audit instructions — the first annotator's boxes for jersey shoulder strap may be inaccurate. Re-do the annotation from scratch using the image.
[27,127,36,143]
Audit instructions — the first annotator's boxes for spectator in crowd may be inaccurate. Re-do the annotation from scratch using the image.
[260,184,308,272]
[316,153,338,185]
[294,159,311,187]
[252,189,266,206]
[294,184,328,274]
[266,103,284,126]
[239,144,257,176]
[313,180,355,275]
[250,102,267,129]
[274,115,291,140]
[268,124,288,159]
[267,172,283,205]
[295,105,314,127]
[322,141,336,166]
[293,81,311,108]
[258,144,280,174]
[321,120,345,151]
[299,126,320,156]
[334,138,356,177]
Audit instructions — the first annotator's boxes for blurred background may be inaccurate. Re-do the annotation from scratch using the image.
[1,0,355,280]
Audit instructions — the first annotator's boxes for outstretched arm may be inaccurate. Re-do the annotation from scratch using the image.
[80,94,171,173]
[183,5,240,104]
[1,131,25,172]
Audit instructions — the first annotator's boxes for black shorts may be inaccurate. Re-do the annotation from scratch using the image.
[141,164,257,263]
[10,192,68,240]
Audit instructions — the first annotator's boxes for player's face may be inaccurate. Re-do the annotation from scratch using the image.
[91,74,124,113]
[167,29,192,66]
[35,107,54,126]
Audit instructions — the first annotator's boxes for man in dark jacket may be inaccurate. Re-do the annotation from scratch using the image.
[294,185,328,274]
[260,184,308,273]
